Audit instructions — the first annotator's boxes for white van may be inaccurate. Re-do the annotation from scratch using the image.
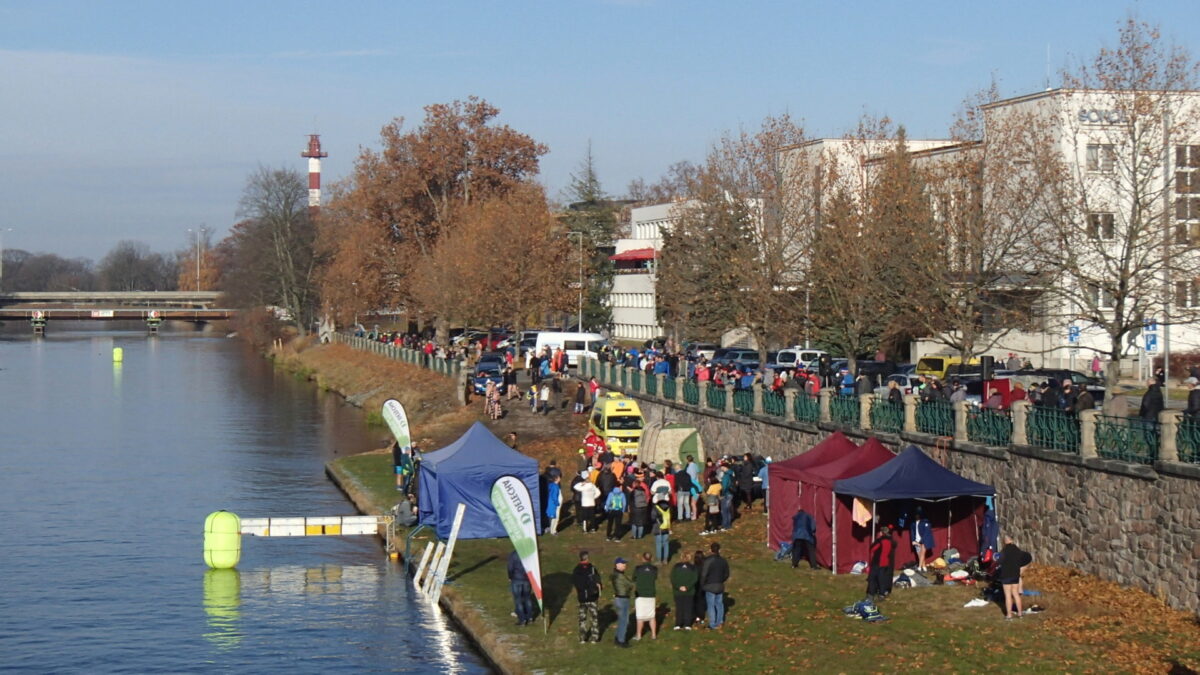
[774,348,827,372]
[534,332,607,367]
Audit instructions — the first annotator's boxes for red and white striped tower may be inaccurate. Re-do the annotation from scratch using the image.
[300,134,328,216]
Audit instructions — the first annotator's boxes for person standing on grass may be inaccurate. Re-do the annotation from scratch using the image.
[691,549,707,625]
[651,498,672,563]
[719,464,735,530]
[702,482,722,535]
[628,476,651,539]
[700,542,730,630]
[539,382,552,415]
[572,551,603,643]
[997,536,1027,620]
[670,552,699,630]
[574,472,601,533]
[546,474,562,535]
[633,553,658,641]
[674,463,694,522]
[507,550,535,626]
[790,508,817,569]
[610,558,633,648]
[758,458,770,515]
[604,484,626,542]
[867,525,896,601]
[910,507,934,572]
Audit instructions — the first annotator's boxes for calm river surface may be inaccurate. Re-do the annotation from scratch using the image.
[0,323,488,673]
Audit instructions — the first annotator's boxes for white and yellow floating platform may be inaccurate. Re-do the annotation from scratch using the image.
[204,511,395,570]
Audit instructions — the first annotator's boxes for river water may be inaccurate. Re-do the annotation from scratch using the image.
[0,324,488,673]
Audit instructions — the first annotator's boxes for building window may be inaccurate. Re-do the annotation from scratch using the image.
[1086,144,1115,173]
[1176,145,1200,168]
[1087,213,1115,240]
[1088,283,1114,310]
[1176,197,1200,244]
[1175,280,1199,308]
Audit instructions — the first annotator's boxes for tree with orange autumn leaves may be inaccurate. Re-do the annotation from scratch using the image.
[318,98,553,335]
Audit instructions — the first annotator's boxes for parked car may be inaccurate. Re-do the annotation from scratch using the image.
[477,352,506,367]
[685,342,720,360]
[1014,368,1107,402]
[472,365,504,394]
[710,348,759,367]
[774,348,827,372]
[873,373,923,398]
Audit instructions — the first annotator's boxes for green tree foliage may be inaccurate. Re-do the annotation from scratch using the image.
[559,143,621,331]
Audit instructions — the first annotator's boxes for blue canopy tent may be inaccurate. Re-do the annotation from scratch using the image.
[417,422,541,540]
[832,445,995,571]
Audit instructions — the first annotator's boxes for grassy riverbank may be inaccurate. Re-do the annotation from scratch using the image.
[297,340,1199,673]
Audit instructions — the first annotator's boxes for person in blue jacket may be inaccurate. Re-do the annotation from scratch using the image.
[910,507,935,572]
[545,475,562,535]
[839,369,855,396]
[790,508,817,569]
[979,504,999,562]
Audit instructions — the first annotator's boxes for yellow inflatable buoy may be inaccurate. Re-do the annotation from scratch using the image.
[112,347,123,363]
[203,511,241,569]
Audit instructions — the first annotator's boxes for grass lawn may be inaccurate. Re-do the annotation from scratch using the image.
[334,452,1200,674]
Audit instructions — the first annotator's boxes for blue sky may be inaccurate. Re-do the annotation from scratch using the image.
[1,0,1196,258]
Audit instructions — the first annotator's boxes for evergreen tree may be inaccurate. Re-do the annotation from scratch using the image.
[560,142,620,331]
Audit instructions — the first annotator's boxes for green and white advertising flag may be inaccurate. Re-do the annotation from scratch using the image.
[381,399,411,450]
[490,475,543,609]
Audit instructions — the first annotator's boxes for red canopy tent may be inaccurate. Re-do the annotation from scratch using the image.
[767,431,857,550]
[798,437,897,572]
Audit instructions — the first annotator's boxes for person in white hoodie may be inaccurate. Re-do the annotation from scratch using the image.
[573,472,602,532]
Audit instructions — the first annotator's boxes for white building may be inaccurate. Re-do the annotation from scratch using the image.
[907,88,1200,375]
[607,202,679,342]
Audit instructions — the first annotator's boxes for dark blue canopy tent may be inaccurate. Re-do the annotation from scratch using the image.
[417,422,541,540]
[832,445,995,571]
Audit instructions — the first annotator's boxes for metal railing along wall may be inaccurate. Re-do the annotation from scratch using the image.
[334,333,462,377]
[870,398,904,433]
[967,407,1014,446]
[916,400,955,436]
[1025,406,1080,454]
[1095,415,1159,465]
[830,394,860,428]
[762,391,786,417]
[1177,417,1200,464]
[793,392,820,424]
[733,389,755,415]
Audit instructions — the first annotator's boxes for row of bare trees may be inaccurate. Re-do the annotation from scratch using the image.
[653,17,1200,394]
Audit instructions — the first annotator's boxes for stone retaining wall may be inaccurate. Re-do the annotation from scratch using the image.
[626,387,1200,614]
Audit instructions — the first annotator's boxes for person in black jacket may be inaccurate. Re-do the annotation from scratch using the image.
[699,542,730,629]
[866,526,896,600]
[1139,377,1164,420]
[571,551,603,643]
[507,550,535,626]
[1185,377,1200,417]
[996,536,1028,620]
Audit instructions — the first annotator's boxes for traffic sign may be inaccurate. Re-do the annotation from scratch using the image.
[1068,325,1080,344]
[1145,333,1159,353]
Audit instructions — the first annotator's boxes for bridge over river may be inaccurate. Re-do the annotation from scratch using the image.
[0,291,235,333]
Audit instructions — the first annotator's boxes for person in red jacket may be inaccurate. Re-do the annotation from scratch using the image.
[867,525,896,601]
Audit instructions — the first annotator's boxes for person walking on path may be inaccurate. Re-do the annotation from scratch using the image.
[670,552,699,630]
[700,542,730,630]
[866,525,896,601]
[791,508,817,569]
[633,553,658,641]
[574,379,587,414]
[572,551,603,643]
[507,550,535,626]
[651,499,672,563]
[610,558,633,648]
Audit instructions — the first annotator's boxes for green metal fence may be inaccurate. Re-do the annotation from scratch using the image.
[966,407,1013,446]
[733,389,755,415]
[762,391,786,417]
[830,394,860,428]
[630,370,642,394]
[870,398,904,433]
[793,393,820,423]
[645,374,658,397]
[661,377,677,401]
[1025,406,1080,454]
[706,384,727,411]
[683,381,700,406]
[1095,415,1158,465]
[1178,417,1200,464]
[916,400,954,436]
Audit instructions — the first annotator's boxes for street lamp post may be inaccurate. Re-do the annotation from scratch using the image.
[0,228,11,293]
[567,231,584,331]
[186,226,206,292]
